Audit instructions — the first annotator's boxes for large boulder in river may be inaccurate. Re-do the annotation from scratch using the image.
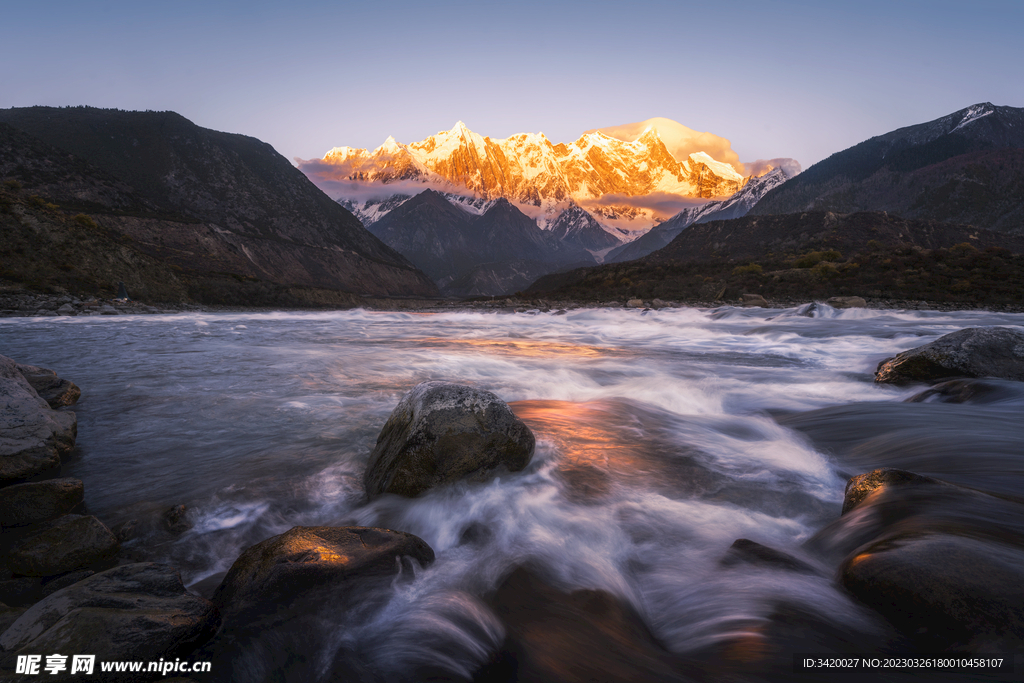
[6,514,120,576]
[813,468,1024,652]
[874,326,1024,384]
[364,382,535,498]
[0,355,77,486]
[0,563,218,680]
[842,533,1024,652]
[14,362,81,409]
[0,477,83,527]
[211,526,434,621]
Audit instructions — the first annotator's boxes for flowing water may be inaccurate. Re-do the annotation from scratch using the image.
[3,304,1023,679]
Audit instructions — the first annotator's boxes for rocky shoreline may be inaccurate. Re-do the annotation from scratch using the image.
[3,330,1024,680]
[4,286,1023,317]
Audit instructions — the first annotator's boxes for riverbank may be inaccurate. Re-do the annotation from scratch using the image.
[4,285,1024,317]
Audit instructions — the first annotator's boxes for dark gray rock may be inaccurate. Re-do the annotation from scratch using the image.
[842,468,936,515]
[6,515,119,576]
[0,602,26,637]
[719,538,816,573]
[162,505,192,533]
[739,293,768,307]
[364,382,535,498]
[841,534,1024,652]
[0,478,83,527]
[0,355,76,487]
[14,363,81,408]
[825,296,866,308]
[0,563,219,681]
[211,526,434,621]
[875,326,1024,384]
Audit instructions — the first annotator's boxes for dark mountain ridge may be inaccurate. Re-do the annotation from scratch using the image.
[528,211,1024,306]
[751,103,1024,233]
[367,189,595,296]
[0,106,438,299]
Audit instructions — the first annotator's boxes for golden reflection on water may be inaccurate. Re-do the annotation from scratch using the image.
[413,337,630,359]
[510,399,714,502]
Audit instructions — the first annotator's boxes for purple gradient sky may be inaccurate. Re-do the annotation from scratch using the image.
[3,0,1021,170]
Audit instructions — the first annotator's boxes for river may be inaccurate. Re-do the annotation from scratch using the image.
[3,304,1023,680]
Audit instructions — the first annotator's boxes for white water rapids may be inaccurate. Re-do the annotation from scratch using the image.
[3,304,1024,680]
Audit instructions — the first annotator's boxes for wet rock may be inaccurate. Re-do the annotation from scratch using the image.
[842,468,935,515]
[14,363,81,408]
[904,377,1024,405]
[0,478,83,527]
[0,563,219,679]
[719,538,816,573]
[480,566,688,683]
[739,293,768,307]
[110,519,139,542]
[211,526,434,621]
[39,570,94,597]
[6,515,120,576]
[841,534,1024,652]
[811,468,1024,653]
[364,382,535,498]
[874,326,1024,384]
[651,298,669,309]
[626,298,644,308]
[825,296,866,308]
[55,303,75,316]
[0,355,77,486]
[0,602,26,637]
[162,504,192,533]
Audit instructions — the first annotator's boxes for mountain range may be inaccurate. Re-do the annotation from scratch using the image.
[302,120,771,232]
[0,107,437,303]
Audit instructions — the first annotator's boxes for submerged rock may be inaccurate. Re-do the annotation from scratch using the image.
[364,382,535,498]
[814,468,1024,653]
[6,514,120,576]
[719,538,816,573]
[0,563,218,679]
[0,477,83,527]
[874,326,1024,384]
[480,566,688,683]
[842,534,1024,652]
[211,526,434,621]
[162,504,192,533]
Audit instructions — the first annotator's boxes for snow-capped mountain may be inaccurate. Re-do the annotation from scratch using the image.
[309,121,750,230]
[606,165,794,263]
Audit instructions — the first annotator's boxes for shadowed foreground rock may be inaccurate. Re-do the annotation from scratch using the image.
[0,563,219,682]
[212,526,434,620]
[6,514,119,576]
[875,326,1024,384]
[810,468,1024,653]
[477,566,691,683]
[0,478,83,527]
[364,382,535,498]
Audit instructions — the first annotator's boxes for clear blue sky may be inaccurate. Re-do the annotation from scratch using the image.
[3,0,1021,170]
